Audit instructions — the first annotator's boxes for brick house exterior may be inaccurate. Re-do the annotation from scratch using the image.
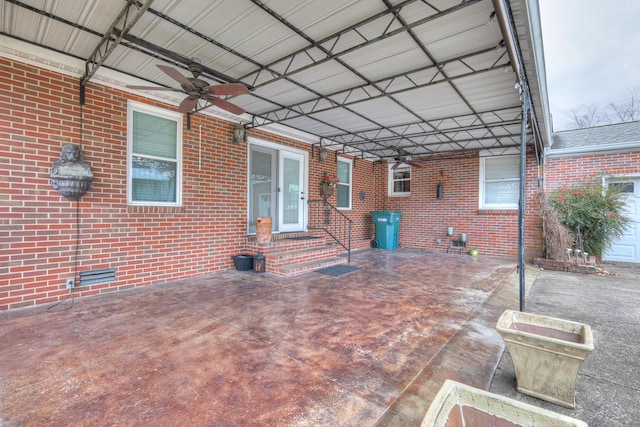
[1,57,545,311]
[545,121,640,262]
[546,122,640,188]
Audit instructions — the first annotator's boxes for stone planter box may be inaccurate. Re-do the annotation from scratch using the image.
[420,380,587,427]
[496,310,594,408]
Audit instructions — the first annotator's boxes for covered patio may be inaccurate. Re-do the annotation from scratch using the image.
[2,1,549,423]
[0,249,523,426]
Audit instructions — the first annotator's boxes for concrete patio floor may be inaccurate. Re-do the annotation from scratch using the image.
[0,249,526,426]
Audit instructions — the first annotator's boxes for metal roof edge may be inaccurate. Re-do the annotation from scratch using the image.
[504,0,553,148]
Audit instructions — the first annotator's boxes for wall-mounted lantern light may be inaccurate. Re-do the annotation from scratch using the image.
[319,147,328,162]
[232,123,246,144]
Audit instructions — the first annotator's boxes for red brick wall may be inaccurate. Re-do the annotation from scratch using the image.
[545,151,640,192]
[0,57,543,311]
[0,57,378,311]
[381,151,543,259]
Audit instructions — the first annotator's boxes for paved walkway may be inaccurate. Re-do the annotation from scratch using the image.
[490,262,640,426]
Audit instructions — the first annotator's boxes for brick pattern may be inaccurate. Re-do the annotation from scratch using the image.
[246,234,345,276]
[546,151,640,191]
[0,58,371,310]
[381,152,543,259]
[0,57,543,311]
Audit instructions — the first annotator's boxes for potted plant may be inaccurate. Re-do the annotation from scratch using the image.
[467,247,478,256]
[320,173,338,197]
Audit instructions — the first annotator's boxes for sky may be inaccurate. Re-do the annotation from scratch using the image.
[538,0,640,130]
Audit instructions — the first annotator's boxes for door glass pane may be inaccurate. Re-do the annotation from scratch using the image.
[250,149,273,233]
[610,182,634,193]
[282,157,300,225]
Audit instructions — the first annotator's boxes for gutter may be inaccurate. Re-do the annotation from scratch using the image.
[547,141,640,158]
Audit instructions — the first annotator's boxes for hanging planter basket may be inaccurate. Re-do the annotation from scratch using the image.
[321,187,334,198]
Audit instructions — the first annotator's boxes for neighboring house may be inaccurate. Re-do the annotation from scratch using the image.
[546,121,640,263]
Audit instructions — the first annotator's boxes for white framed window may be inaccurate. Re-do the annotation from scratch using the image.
[388,164,411,196]
[479,155,520,209]
[336,157,352,209]
[127,101,182,206]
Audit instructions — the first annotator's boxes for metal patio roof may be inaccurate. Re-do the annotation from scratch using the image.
[0,0,550,160]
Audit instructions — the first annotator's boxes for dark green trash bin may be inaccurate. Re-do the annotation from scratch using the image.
[371,211,402,249]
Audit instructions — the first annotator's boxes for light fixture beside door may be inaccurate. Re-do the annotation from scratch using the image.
[232,123,246,144]
[319,147,328,162]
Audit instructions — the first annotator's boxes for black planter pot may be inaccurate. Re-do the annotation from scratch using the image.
[232,254,254,271]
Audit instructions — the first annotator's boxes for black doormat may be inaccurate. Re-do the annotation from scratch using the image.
[286,236,322,241]
[315,265,361,276]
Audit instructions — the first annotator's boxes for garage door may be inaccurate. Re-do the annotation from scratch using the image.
[603,179,640,263]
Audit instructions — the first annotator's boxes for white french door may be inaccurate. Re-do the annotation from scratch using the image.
[248,139,307,234]
[278,151,305,232]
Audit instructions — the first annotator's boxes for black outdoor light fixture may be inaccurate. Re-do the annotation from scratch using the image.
[436,171,444,199]
[232,123,246,144]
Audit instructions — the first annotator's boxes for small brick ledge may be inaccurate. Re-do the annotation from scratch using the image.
[533,258,597,274]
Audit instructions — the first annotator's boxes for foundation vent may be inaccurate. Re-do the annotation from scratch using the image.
[79,268,116,286]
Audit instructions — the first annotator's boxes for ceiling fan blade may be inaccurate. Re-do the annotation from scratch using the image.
[406,160,422,168]
[157,64,195,91]
[126,85,182,91]
[177,96,198,113]
[391,161,401,170]
[206,96,246,115]
[203,83,249,96]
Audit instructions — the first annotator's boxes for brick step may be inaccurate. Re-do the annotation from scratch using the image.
[274,256,347,277]
[266,244,340,267]
[247,235,327,253]
[244,232,348,276]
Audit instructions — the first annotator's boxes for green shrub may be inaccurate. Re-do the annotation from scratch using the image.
[548,182,631,258]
